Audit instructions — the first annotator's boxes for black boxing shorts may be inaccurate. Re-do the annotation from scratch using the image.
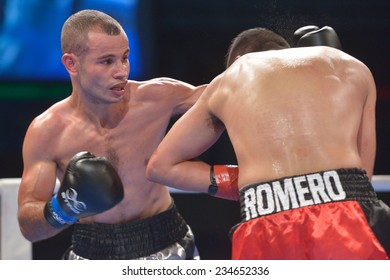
[231,168,390,259]
[63,203,199,260]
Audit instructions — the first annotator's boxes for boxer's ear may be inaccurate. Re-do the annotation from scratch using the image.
[62,53,79,74]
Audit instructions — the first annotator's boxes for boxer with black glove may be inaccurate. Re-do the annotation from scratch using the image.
[208,165,239,201]
[293,25,342,50]
[44,151,124,229]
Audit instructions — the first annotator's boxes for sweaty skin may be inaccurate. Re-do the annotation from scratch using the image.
[147,46,376,193]
[18,30,206,242]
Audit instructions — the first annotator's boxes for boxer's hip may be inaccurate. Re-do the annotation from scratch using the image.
[65,202,197,259]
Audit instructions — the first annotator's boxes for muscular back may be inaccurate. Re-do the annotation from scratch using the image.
[209,46,376,187]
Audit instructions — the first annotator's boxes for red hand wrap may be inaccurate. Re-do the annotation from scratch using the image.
[208,165,239,201]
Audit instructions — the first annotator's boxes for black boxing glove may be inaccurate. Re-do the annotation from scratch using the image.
[294,25,342,50]
[292,25,319,45]
[44,151,124,229]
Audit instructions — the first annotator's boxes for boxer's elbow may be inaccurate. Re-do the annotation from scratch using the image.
[19,222,36,243]
[146,156,168,184]
[18,213,44,243]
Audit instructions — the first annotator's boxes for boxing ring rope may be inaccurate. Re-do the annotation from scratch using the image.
[0,178,32,260]
[1,176,390,260]
[370,175,390,192]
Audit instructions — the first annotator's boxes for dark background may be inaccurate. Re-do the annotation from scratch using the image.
[1,0,389,259]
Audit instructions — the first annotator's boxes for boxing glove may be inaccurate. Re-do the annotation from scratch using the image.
[44,151,124,229]
[292,25,319,45]
[294,25,342,50]
[208,165,239,201]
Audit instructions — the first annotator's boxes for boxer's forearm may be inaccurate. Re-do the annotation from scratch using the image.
[147,161,240,200]
[147,160,211,193]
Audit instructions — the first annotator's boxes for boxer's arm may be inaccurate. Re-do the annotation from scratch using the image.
[143,77,207,115]
[18,116,64,242]
[147,84,225,193]
[171,81,208,115]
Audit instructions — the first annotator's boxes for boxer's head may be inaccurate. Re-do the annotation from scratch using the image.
[225,27,290,68]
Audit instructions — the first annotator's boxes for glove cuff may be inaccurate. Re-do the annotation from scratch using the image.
[208,165,239,201]
[44,194,77,229]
